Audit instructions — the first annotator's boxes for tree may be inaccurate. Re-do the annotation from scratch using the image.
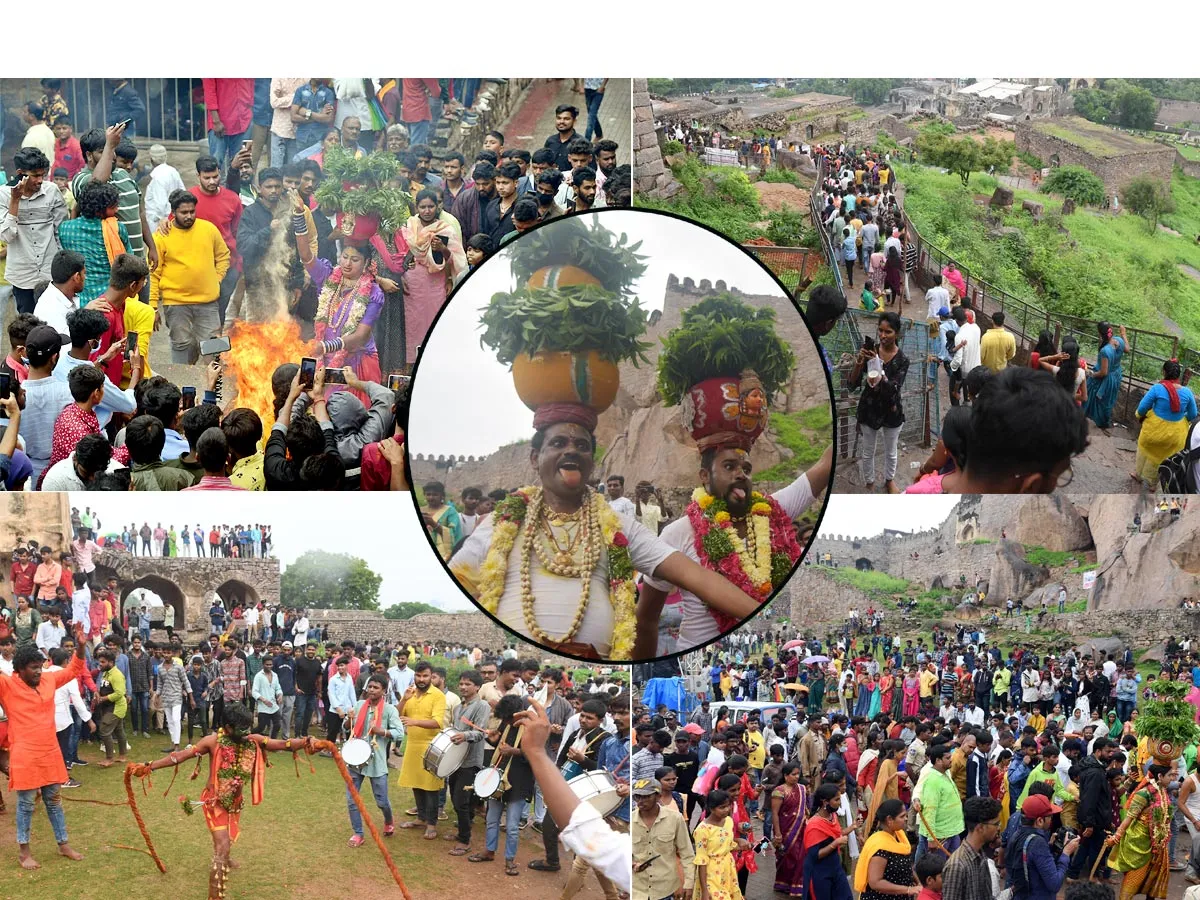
[1072,88,1113,124]
[917,129,1013,187]
[1113,85,1157,130]
[848,79,895,106]
[1120,176,1175,233]
[1040,165,1106,206]
[280,550,382,610]
[382,602,444,620]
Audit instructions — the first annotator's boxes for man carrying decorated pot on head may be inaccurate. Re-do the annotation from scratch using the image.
[632,294,832,659]
[449,216,762,661]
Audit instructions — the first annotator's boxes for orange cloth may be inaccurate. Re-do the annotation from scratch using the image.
[101,216,125,265]
[0,655,84,790]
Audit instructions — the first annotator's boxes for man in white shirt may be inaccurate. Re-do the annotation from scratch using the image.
[143,145,186,233]
[291,611,310,647]
[951,307,982,380]
[1102,656,1118,681]
[36,610,67,655]
[244,604,259,641]
[387,650,415,703]
[924,275,950,321]
[33,250,89,341]
[20,104,56,160]
[963,700,986,727]
[605,475,635,517]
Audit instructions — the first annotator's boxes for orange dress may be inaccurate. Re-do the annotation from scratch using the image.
[0,655,84,790]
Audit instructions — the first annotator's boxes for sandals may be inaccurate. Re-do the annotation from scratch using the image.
[449,846,469,856]
[528,860,561,872]
[505,860,519,876]
[468,852,494,863]
[348,835,365,847]
[397,821,423,830]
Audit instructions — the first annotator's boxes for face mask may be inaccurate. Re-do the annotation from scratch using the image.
[537,193,554,206]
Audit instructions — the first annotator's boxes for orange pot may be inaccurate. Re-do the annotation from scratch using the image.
[512,350,619,413]
[526,265,602,290]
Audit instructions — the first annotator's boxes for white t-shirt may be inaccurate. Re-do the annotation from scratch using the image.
[33,284,76,341]
[642,473,816,651]
[451,506,674,657]
[955,322,982,373]
[925,286,950,320]
[1046,363,1087,394]
[608,495,635,518]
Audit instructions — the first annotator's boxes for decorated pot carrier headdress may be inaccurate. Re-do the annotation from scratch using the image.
[479,214,651,437]
[470,214,652,660]
[312,144,414,242]
[656,294,802,633]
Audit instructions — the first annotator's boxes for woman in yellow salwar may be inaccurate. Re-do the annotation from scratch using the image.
[1106,764,1174,900]
[1133,360,1197,487]
[694,789,747,900]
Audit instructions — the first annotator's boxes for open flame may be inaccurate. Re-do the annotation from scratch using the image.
[224,319,311,433]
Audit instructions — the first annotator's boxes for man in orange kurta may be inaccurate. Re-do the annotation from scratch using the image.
[0,626,87,869]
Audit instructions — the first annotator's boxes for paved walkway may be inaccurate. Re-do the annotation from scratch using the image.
[502,78,631,166]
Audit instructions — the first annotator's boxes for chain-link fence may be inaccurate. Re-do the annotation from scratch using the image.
[821,307,939,459]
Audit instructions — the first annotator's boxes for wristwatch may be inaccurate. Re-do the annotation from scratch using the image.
[305,109,313,120]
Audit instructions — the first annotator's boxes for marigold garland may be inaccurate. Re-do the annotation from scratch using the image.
[687,486,803,632]
[475,486,637,659]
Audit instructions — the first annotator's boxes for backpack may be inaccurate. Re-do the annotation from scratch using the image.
[1157,417,1200,494]
[1000,833,1038,900]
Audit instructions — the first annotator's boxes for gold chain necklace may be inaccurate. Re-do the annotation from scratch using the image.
[519,489,603,644]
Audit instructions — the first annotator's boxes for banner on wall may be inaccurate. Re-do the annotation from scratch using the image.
[1081,571,1096,590]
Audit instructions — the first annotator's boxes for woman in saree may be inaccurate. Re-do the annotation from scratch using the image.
[862,740,904,837]
[857,732,881,814]
[399,189,465,367]
[770,762,808,897]
[878,668,895,718]
[901,667,920,718]
[808,668,826,716]
[1106,764,1174,900]
[693,789,746,900]
[715,771,757,898]
[866,674,882,719]
[853,669,872,718]
[801,783,854,900]
[994,748,1012,832]
[1085,321,1128,429]
[1133,359,1197,486]
[293,194,385,394]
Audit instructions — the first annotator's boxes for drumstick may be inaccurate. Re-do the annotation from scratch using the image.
[609,751,631,784]
[458,715,487,731]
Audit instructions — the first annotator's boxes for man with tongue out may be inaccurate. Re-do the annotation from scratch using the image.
[449,404,765,660]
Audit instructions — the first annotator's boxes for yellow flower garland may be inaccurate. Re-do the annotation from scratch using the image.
[692,487,774,591]
[474,486,636,660]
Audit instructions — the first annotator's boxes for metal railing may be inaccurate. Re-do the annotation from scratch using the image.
[808,155,845,294]
[895,173,1196,419]
[64,78,205,144]
[743,245,819,292]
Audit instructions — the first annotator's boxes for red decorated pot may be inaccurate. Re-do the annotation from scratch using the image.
[335,210,380,242]
[680,370,769,450]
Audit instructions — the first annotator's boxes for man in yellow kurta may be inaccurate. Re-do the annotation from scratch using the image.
[397,661,446,838]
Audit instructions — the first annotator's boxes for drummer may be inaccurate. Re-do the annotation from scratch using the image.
[396,661,447,839]
[447,670,491,857]
[468,694,533,875]
[344,673,404,846]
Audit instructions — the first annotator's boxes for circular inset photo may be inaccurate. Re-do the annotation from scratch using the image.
[407,209,834,662]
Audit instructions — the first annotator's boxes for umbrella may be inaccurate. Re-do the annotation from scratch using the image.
[782,640,805,651]
[783,683,809,693]
[803,655,831,665]
[682,723,704,735]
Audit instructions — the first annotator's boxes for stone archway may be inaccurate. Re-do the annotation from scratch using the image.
[855,557,874,572]
[805,124,814,140]
[215,579,261,611]
[120,575,185,633]
[960,523,976,543]
[1049,153,1060,168]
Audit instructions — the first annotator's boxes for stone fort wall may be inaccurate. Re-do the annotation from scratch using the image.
[993,608,1200,651]
[1015,122,1175,194]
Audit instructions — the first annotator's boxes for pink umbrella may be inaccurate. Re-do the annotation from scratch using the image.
[782,639,805,651]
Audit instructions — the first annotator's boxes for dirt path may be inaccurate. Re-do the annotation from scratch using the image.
[754,181,809,213]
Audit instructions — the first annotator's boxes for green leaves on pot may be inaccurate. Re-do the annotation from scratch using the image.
[478,284,651,366]
[509,216,647,295]
[1134,679,1200,748]
[656,293,796,406]
[312,145,413,235]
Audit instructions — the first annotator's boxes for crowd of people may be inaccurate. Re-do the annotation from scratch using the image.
[0,582,633,896]
[0,78,630,493]
[632,625,1200,900]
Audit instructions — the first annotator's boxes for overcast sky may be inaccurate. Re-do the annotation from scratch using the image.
[816,495,959,539]
[408,210,789,459]
[83,494,472,611]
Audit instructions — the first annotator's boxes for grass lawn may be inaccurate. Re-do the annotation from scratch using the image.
[0,732,596,900]
[897,163,1200,362]
[1176,143,1200,162]
[755,404,834,483]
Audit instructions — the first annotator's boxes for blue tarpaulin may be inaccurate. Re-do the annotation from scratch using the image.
[641,677,688,712]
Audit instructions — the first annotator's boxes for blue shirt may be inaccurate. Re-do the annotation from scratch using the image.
[182,530,191,544]
[1137,381,1197,423]
[842,236,857,262]
[53,353,137,429]
[327,672,357,713]
[598,732,630,822]
[162,429,189,462]
[292,82,337,148]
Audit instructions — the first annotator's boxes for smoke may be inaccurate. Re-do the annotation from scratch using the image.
[242,204,295,324]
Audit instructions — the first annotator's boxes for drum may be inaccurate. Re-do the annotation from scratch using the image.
[341,738,372,767]
[567,770,624,817]
[423,729,469,778]
[473,766,504,800]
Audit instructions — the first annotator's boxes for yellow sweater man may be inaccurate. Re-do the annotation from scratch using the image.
[149,195,229,364]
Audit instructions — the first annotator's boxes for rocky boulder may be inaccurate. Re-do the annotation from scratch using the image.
[1088,496,1200,610]
[1012,495,1092,551]
[1075,636,1126,661]
[987,540,1050,604]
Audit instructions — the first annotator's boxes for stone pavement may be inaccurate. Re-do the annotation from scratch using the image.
[501,77,631,165]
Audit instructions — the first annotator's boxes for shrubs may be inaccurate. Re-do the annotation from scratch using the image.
[1040,165,1106,206]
